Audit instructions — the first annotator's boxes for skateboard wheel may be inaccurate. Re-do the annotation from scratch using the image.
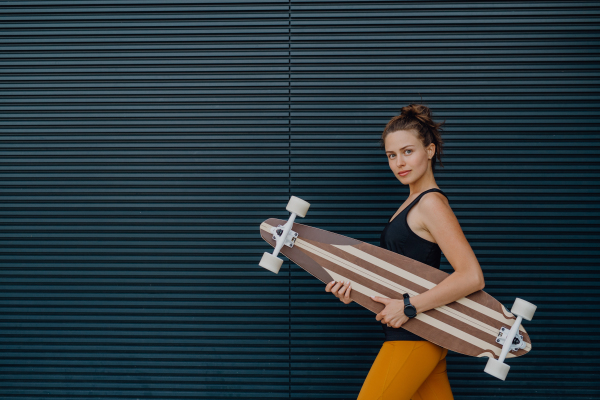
[511,298,537,321]
[484,357,510,381]
[259,252,284,274]
[286,196,310,218]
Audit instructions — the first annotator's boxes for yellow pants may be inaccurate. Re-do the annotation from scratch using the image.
[357,341,454,400]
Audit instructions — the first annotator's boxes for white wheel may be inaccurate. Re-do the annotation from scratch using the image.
[286,196,310,218]
[259,252,283,274]
[511,298,537,321]
[484,357,510,381]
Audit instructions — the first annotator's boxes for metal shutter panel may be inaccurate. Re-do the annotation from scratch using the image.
[290,1,600,399]
[0,1,291,398]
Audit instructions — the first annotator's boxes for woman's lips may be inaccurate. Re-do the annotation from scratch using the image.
[398,170,410,176]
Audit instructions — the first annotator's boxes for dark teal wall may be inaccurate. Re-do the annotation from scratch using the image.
[1,1,599,399]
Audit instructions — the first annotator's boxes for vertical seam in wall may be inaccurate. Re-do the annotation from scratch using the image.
[288,0,291,397]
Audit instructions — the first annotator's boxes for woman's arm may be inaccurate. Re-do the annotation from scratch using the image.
[410,192,485,315]
[331,192,486,328]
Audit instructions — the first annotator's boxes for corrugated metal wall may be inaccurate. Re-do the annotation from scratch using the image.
[289,2,600,399]
[0,1,293,399]
[1,1,599,399]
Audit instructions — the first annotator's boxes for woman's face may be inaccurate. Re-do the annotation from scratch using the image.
[384,130,434,184]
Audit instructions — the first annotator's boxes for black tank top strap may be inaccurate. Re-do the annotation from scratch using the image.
[414,188,448,204]
[403,188,448,215]
[418,188,448,199]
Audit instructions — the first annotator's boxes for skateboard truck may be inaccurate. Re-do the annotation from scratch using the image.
[259,196,310,274]
[495,327,526,352]
[271,225,298,248]
[484,298,537,380]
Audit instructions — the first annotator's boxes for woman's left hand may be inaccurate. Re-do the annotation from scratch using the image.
[371,296,409,328]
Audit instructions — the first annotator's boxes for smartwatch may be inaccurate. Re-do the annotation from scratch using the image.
[403,293,417,318]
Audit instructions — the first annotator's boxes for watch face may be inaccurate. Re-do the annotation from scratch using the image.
[404,305,417,318]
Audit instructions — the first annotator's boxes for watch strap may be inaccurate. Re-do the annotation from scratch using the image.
[402,293,417,318]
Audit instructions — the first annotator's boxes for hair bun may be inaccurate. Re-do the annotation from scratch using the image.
[401,104,435,128]
[401,107,418,118]
[401,104,430,119]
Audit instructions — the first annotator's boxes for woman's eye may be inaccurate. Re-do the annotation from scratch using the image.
[388,150,411,159]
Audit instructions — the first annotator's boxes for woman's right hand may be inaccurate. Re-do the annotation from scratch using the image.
[325,280,353,304]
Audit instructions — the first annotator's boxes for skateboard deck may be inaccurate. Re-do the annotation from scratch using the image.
[260,218,532,360]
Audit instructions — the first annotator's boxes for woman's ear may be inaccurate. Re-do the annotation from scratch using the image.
[427,143,436,159]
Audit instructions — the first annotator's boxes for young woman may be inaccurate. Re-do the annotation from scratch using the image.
[325,104,486,400]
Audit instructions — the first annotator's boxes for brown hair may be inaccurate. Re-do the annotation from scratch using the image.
[379,104,445,173]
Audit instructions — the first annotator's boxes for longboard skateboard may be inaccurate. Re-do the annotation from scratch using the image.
[258,196,537,380]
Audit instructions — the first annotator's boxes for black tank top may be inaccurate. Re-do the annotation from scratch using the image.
[379,188,449,341]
